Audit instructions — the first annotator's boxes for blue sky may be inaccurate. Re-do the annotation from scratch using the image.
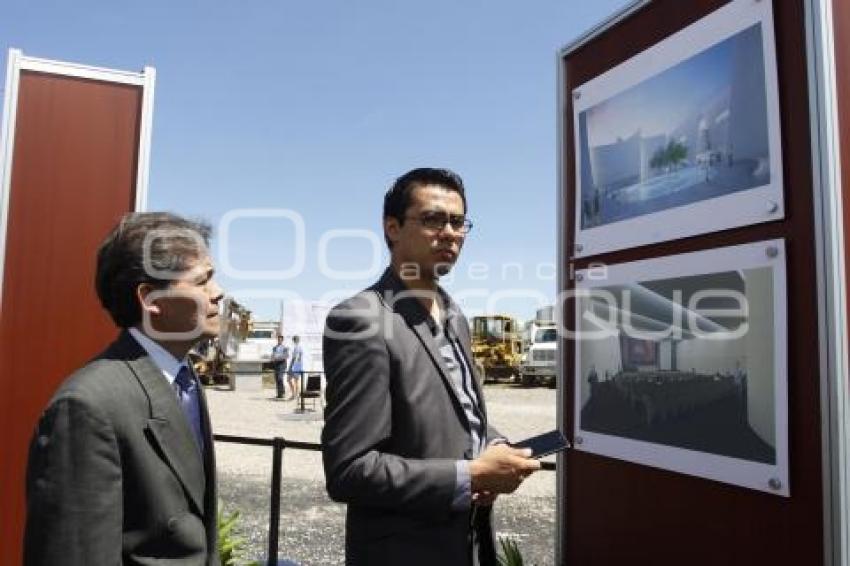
[2,0,630,322]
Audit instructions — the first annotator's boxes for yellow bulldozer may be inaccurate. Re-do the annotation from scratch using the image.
[470,315,523,383]
[190,297,252,385]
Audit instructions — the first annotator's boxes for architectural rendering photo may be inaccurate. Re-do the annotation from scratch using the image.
[578,23,770,230]
[574,241,788,494]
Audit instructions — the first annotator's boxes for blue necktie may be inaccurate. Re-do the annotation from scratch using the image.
[174,366,204,453]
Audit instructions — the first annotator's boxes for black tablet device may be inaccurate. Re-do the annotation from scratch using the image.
[511,430,570,459]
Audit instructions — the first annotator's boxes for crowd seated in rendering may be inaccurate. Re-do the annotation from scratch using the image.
[592,368,746,427]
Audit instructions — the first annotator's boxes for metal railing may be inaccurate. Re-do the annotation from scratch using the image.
[213,434,556,566]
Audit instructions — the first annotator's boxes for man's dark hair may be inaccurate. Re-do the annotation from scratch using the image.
[382,168,467,248]
[95,212,212,328]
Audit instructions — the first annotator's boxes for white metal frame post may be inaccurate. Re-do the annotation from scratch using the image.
[805,0,850,564]
[554,50,566,566]
[0,48,22,321]
[135,66,156,212]
[0,49,155,313]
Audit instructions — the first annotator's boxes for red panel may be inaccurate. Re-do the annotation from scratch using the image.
[560,0,823,563]
[0,71,140,565]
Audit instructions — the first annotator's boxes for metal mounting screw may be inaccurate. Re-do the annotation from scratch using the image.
[573,91,581,100]
[575,243,584,253]
[576,273,584,282]
[768,477,782,490]
[575,436,584,445]
[765,245,779,259]
[766,200,779,214]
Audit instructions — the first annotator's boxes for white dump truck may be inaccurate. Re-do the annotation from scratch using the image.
[237,321,279,366]
[520,306,557,387]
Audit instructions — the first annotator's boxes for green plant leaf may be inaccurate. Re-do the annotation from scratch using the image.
[497,536,526,566]
[217,500,252,566]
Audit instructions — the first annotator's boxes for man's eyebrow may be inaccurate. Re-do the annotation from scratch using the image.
[196,267,214,282]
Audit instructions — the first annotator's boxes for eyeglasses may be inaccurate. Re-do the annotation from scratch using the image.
[405,211,473,234]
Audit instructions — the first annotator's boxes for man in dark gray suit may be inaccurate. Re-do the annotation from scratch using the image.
[24,212,224,565]
[322,168,540,565]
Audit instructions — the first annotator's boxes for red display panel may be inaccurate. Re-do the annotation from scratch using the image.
[0,70,141,565]
[560,0,823,563]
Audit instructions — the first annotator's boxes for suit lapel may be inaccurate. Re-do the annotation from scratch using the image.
[119,334,206,515]
[410,320,468,415]
[196,378,218,543]
[448,311,488,421]
[375,269,470,427]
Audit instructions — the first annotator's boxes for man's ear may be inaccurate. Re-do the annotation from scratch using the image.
[136,283,162,316]
[384,217,401,246]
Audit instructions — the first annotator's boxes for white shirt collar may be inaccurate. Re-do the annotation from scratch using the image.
[128,327,188,386]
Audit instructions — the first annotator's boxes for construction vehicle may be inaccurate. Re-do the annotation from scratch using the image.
[520,322,557,387]
[191,297,252,385]
[471,315,523,383]
[240,321,280,370]
[191,298,332,386]
[520,306,558,387]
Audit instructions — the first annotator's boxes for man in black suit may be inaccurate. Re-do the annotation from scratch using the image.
[322,168,540,566]
[24,212,224,565]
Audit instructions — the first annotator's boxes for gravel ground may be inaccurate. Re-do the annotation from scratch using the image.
[208,381,558,565]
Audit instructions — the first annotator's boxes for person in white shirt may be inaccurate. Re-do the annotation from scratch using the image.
[287,335,304,401]
[271,334,291,399]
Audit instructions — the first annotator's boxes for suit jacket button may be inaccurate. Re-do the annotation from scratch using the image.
[167,517,179,532]
[37,435,49,448]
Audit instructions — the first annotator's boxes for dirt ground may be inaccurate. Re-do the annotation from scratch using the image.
[209,382,559,566]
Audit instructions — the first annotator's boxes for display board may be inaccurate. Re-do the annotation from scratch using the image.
[573,0,783,257]
[574,239,789,495]
[559,0,825,563]
[0,50,153,565]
